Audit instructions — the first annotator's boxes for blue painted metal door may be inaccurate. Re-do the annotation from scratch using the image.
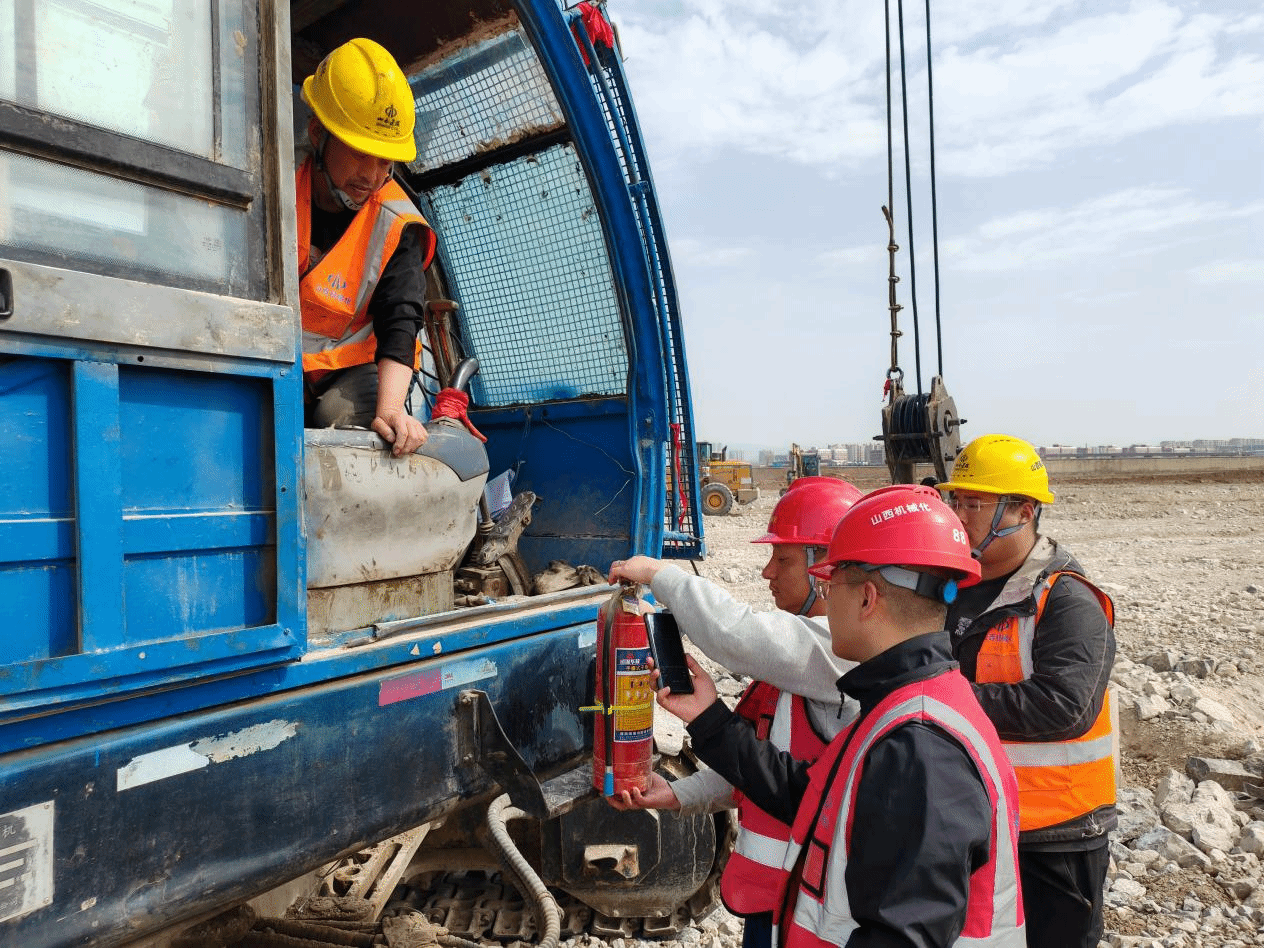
[0,0,306,732]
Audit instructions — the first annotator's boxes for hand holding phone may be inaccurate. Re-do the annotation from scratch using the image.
[644,611,694,694]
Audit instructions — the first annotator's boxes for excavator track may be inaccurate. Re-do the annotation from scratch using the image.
[227,754,735,947]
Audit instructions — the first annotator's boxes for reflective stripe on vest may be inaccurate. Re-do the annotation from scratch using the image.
[721,684,828,916]
[777,671,1025,948]
[296,158,435,381]
[976,571,1116,832]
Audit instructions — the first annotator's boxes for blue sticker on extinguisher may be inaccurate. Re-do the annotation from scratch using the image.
[613,646,654,741]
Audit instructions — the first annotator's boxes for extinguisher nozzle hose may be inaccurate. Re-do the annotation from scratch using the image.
[603,769,614,797]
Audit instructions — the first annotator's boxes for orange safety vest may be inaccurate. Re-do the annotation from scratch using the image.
[720,682,828,916]
[296,157,436,385]
[774,669,1025,948]
[975,571,1116,833]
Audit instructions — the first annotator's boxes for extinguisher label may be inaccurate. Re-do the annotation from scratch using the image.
[613,646,654,741]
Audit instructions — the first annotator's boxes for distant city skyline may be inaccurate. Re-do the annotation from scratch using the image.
[717,436,1264,464]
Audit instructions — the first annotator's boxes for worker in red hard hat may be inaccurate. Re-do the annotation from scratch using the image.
[607,476,862,948]
[657,485,1026,947]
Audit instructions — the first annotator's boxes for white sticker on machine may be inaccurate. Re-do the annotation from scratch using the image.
[0,801,55,924]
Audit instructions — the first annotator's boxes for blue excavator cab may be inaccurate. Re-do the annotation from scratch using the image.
[0,2,712,945]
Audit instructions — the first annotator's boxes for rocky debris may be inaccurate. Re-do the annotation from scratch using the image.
[558,905,746,948]
[1112,654,1251,731]
[1186,756,1257,792]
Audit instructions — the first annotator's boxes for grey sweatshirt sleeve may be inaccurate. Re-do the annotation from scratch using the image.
[669,766,738,815]
[650,566,856,706]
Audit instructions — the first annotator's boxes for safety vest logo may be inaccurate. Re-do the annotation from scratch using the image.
[317,273,351,306]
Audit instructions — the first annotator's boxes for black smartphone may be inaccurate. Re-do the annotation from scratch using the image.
[644,611,694,694]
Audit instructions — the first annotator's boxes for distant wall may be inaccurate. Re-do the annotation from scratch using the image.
[795,456,1264,488]
[1043,456,1264,476]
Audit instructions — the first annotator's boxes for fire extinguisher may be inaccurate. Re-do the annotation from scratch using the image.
[588,583,654,797]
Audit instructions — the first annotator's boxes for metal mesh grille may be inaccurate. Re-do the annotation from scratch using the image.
[424,143,628,406]
[408,27,565,174]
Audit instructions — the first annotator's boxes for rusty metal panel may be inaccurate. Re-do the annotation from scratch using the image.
[0,258,298,363]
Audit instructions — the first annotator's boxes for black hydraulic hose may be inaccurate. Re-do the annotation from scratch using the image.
[923,0,945,379]
[895,0,923,396]
[600,588,619,796]
[486,794,562,948]
[883,0,902,388]
[884,0,895,238]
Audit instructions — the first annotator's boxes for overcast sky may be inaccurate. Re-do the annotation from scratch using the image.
[610,0,1263,451]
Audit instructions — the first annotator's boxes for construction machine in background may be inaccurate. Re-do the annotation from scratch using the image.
[781,443,821,495]
[696,441,760,516]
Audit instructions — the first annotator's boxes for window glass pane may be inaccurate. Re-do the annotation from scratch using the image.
[0,0,250,167]
[0,6,12,101]
[0,150,248,293]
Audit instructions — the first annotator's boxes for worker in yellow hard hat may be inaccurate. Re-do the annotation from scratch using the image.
[297,38,436,457]
[939,434,1116,948]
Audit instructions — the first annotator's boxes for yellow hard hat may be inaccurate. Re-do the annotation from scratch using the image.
[938,434,1055,504]
[302,38,417,162]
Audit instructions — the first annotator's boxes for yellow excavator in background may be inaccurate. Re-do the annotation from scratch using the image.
[696,441,759,515]
[781,443,821,495]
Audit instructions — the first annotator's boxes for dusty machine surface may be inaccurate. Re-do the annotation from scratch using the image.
[695,441,759,516]
[0,2,721,946]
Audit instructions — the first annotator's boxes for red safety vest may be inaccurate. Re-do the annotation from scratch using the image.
[775,669,1025,948]
[975,571,1116,833]
[296,157,436,385]
[720,682,829,916]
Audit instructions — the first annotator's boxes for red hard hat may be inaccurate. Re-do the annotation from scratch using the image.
[808,484,981,586]
[751,476,863,547]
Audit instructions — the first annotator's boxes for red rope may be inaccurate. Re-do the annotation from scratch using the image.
[670,422,688,529]
[432,388,487,442]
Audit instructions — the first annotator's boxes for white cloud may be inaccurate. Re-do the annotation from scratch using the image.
[937,4,1264,176]
[671,237,754,267]
[1188,259,1264,286]
[618,1,889,169]
[618,1,1264,178]
[941,188,1263,272]
[817,244,882,267]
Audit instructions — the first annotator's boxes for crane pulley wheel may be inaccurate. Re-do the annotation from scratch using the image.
[880,375,963,485]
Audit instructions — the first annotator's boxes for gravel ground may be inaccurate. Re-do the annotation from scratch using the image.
[599,467,1264,948]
